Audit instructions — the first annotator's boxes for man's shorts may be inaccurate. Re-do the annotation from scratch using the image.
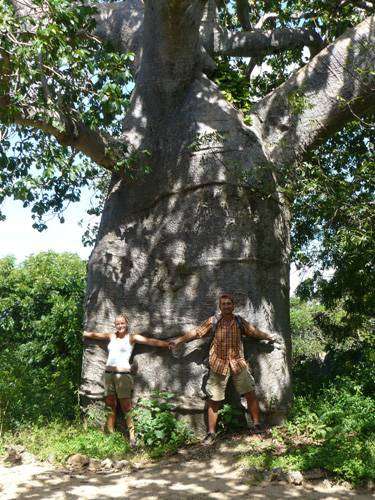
[206,367,256,402]
[104,372,134,399]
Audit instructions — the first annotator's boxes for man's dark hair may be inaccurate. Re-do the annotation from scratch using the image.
[219,293,234,304]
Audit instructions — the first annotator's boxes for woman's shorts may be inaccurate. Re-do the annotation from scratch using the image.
[104,372,134,399]
[206,367,256,402]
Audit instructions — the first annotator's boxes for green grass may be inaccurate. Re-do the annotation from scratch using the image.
[0,421,131,463]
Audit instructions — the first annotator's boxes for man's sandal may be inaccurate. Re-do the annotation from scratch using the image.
[202,432,216,446]
[250,423,267,435]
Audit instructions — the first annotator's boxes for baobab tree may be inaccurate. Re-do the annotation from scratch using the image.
[1,0,374,428]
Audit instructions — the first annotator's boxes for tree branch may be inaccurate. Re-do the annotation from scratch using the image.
[235,0,251,30]
[212,26,324,57]
[138,0,206,97]
[19,116,122,170]
[250,16,375,166]
[93,1,144,57]
[335,0,374,12]
[9,1,144,55]
[254,12,278,30]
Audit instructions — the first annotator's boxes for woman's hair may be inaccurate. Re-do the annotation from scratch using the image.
[115,314,129,325]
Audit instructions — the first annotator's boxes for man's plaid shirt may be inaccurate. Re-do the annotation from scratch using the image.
[195,315,271,376]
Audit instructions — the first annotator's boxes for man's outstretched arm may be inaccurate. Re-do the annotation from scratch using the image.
[242,320,278,342]
[169,317,213,349]
[83,330,112,341]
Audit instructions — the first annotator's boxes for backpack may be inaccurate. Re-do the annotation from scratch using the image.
[211,313,246,338]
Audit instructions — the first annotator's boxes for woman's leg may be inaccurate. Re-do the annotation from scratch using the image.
[105,395,117,433]
[118,397,135,445]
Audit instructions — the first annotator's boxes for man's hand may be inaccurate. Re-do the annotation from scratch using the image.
[168,338,180,350]
[268,333,279,343]
[268,333,283,349]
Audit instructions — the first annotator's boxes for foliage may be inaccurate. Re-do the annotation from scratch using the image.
[0,422,130,463]
[290,297,326,360]
[217,403,244,433]
[292,121,374,341]
[0,252,86,430]
[285,378,374,484]
[0,0,133,228]
[212,3,374,337]
[132,391,194,458]
[242,376,375,485]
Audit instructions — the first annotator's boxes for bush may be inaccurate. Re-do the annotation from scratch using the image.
[242,375,375,485]
[132,391,194,457]
[217,403,244,433]
[290,297,326,360]
[285,377,375,483]
[0,252,86,430]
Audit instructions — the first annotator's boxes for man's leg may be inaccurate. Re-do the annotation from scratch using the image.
[118,397,136,446]
[233,368,262,430]
[244,390,260,425]
[207,399,221,434]
[203,370,227,444]
[105,395,117,433]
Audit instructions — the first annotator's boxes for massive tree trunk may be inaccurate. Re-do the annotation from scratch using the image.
[80,1,293,430]
[81,74,292,428]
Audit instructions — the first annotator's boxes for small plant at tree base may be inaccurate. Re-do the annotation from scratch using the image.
[217,403,244,434]
[132,391,194,458]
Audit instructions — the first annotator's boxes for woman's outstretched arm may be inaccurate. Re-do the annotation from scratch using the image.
[83,330,112,341]
[132,333,169,348]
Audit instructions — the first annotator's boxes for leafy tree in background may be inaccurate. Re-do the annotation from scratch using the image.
[0,252,86,428]
[292,122,374,344]
[0,0,374,422]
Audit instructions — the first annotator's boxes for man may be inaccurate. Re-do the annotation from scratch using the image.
[169,294,278,445]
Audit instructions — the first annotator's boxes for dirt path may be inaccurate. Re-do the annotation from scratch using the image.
[0,441,373,499]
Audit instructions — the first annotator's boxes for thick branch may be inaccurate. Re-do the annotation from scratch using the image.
[235,0,251,30]
[9,1,144,55]
[138,0,206,98]
[212,27,324,57]
[250,16,375,165]
[93,1,144,56]
[0,102,123,169]
[23,120,121,169]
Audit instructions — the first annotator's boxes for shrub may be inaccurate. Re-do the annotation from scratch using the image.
[218,403,244,433]
[279,377,374,484]
[0,252,86,430]
[132,391,194,457]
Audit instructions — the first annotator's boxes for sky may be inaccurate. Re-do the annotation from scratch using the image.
[0,194,95,262]
[0,195,305,295]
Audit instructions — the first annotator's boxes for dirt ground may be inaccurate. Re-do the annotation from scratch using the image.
[1,439,373,499]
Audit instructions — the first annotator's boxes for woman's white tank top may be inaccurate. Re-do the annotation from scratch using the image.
[106,335,133,371]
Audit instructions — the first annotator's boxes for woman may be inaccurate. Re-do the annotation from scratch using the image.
[83,314,169,447]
